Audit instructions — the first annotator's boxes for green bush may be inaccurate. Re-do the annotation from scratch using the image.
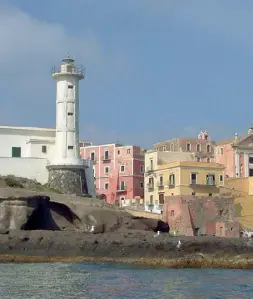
[4,175,24,188]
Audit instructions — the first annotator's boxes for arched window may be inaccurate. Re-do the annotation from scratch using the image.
[163,145,166,151]
[207,144,211,153]
[186,143,191,151]
[159,193,164,205]
[196,144,201,152]
[167,144,171,151]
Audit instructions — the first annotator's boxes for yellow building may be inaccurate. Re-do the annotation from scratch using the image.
[144,150,225,213]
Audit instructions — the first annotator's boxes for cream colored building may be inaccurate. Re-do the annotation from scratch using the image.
[144,150,225,213]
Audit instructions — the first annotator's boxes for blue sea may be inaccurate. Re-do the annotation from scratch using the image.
[0,262,252,298]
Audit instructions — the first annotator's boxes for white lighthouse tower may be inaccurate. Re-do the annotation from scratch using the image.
[47,57,90,195]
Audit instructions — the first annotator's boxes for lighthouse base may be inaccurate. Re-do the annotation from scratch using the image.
[47,165,88,196]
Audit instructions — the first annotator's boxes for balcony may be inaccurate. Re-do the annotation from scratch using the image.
[102,156,111,162]
[168,183,175,189]
[147,183,154,191]
[157,182,164,190]
[116,186,127,193]
[189,182,216,188]
[145,166,154,174]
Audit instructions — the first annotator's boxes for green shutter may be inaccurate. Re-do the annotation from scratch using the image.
[12,147,21,157]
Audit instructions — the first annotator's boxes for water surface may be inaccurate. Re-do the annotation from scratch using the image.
[0,262,252,298]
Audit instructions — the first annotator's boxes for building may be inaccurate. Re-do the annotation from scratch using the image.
[162,195,240,237]
[80,144,145,205]
[144,150,225,213]
[215,128,253,178]
[153,130,215,163]
[0,57,95,197]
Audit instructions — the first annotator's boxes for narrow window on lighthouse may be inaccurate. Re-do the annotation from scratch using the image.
[68,112,73,116]
[68,85,73,89]
[68,146,74,150]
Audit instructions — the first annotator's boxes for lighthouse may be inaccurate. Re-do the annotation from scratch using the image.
[47,57,89,195]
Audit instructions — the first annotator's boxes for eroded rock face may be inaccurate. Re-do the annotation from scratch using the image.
[0,196,50,230]
[0,195,167,234]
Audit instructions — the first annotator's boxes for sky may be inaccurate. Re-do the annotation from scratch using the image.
[1,0,253,148]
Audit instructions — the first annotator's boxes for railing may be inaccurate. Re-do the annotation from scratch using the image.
[51,65,85,77]
[147,183,154,191]
[117,186,127,192]
[157,182,164,190]
[146,166,154,173]
[101,156,111,162]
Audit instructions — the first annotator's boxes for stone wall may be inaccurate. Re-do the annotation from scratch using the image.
[47,166,88,196]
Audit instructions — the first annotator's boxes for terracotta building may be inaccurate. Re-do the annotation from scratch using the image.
[80,143,144,205]
[163,195,240,237]
[153,131,215,163]
[215,128,253,178]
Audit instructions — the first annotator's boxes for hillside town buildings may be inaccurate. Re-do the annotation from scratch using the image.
[153,131,216,163]
[80,144,145,205]
[215,128,253,178]
[144,149,225,213]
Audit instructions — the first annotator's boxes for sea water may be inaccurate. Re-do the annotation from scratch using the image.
[0,262,252,298]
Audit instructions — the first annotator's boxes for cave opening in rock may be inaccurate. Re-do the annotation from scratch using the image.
[22,204,60,231]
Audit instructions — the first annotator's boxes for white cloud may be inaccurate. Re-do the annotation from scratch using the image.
[0,3,129,128]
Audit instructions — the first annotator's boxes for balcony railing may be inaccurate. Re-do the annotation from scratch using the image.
[147,183,154,191]
[102,156,111,162]
[116,186,127,193]
[146,166,154,173]
[157,182,164,190]
[168,182,175,189]
[189,182,216,187]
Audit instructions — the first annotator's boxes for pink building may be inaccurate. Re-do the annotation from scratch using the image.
[80,143,145,205]
[215,128,253,178]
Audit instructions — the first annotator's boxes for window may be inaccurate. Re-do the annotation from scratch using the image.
[197,144,201,152]
[120,165,125,172]
[207,158,210,163]
[156,147,159,151]
[169,174,175,186]
[150,195,154,205]
[220,175,223,182]
[197,157,200,162]
[12,147,21,158]
[140,165,144,173]
[171,144,174,151]
[159,193,164,204]
[68,146,74,150]
[67,112,73,116]
[104,150,109,160]
[127,148,131,154]
[221,147,224,155]
[105,167,109,174]
[171,210,175,217]
[104,183,109,190]
[167,145,171,151]
[68,85,73,89]
[207,144,211,153]
[120,181,126,190]
[118,150,120,154]
[120,197,125,201]
[219,209,223,216]
[148,177,154,188]
[150,159,154,170]
[140,182,144,188]
[206,174,215,185]
[249,157,253,164]
[159,176,164,186]
[191,173,197,184]
[163,145,166,151]
[186,143,191,151]
[90,152,95,161]
[42,145,47,153]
